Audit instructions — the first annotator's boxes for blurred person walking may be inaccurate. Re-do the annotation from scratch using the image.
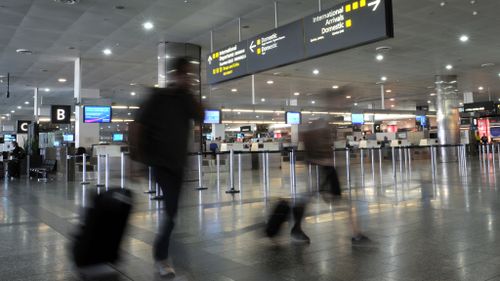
[132,57,204,278]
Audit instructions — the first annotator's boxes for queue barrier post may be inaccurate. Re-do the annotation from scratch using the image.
[196,152,208,191]
[81,153,89,185]
[96,154,104,187]
[226,150,240,194]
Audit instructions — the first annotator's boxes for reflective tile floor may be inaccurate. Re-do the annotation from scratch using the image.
[3,154,500,280]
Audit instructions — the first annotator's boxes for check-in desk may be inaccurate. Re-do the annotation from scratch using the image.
[412,139,438,160]
[215,142,282,171]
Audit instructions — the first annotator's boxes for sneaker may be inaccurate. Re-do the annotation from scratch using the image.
[156,260,176,278]
[291,228,311,244]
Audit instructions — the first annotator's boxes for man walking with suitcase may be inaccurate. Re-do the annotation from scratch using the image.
[135,57,204,278]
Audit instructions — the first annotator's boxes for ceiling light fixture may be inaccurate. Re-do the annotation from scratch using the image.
[103,48,112,55]
[58,78,67,83]
[381,76,387,81]
[311,101,316,104]
[202,96,207,99]
[391,104,395,108]
[130,92,136,96]
[294,92,300,96]
[427,100,432,104]
[376,54,384,61]
[478,86,484,91]
[332,85,339,89]
[430,93,436,96]
[445,64,453,70]
[266,80,274,85]
[231,88,238,92]
[10,110,15,113]
[386,89,392,93]
[459,35,469,42]
[44,88,50,92]
[142,21,154,30]
[390,98,395,101]
[313,69,319,75]
[54,0,80,4]
[16,49,33,55]
[354,103,358,106]
[440,1,446,7]
[17,106,21,109]
[24,101,29,105]
[261,98,266,102]
[346,96,351,99]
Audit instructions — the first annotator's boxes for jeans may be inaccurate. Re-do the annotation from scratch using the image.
[153,168,183,261]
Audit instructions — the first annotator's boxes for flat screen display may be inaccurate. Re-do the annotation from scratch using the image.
[351,114,364,125]
[416,115,427,128]
[84,106,112,123]
[4,134,16,142]
[491,127,500,137]
[204,110,221,124]
[113,133,124,142]
[286,112,301,125]
[63,134,74,142]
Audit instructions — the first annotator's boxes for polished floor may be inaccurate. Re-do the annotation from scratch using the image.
[2,152,500,281]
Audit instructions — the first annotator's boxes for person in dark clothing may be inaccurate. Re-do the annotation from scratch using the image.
[9,141,25,179]
[209,142,218,159]
[135,57,204,278]
[481,134,489,145]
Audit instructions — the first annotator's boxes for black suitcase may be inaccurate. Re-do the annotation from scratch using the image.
[72,188,133,267]
[265,199,291,237]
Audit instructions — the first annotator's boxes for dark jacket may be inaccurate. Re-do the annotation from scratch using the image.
[136,86,204,175]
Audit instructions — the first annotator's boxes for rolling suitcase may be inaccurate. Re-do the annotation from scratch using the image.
[72,188,133,267]
[265,199,291,237]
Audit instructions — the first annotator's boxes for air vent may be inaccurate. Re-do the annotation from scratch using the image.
[54,0,80,4]
[16,49,32,55]
[481,63,495,68]
[375,46,392,52]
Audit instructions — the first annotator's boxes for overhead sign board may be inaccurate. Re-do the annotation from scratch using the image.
[304,0,393,58]
[51,105,71,124]
[206,0,393,84]
[246,20,304,73]
[206,41,248,84]
[17,120,31,133]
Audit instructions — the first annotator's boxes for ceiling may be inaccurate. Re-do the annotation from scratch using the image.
[0,0,499,120]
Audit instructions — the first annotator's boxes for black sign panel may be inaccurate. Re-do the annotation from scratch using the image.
[17,120,31,133]
[304,0,393,58]
[51,105,71,124]
[206,41,248,84]
[247,20,304,73]
[240,126,252,132]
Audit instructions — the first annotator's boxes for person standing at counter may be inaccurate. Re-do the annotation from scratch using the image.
[133,57,204,278]
[9,141,25,179]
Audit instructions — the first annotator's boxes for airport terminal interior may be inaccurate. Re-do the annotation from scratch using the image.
[2,0,500,280]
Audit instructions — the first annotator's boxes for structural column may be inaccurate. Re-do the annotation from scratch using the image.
[212,124,225,140]
[435,75,460,162]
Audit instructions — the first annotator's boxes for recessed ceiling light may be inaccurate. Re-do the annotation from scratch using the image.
[391,104,395,108]
[128,112,132,115]
[460,102,464,106]
[44,88,50,92]
[142,21,154,30]
[58,78,67,83]
[440,1,446,7]
[237,112,241,115]
[154,84,159,88]
[354,103,358,106]
[294,92,300,96]
[445,64,453,70]
[10,110,15,113]
[376,54,384,61]
[386,89,392,93]
[16,49,33,55]
[472,11,478,16]
[261,98,266,102]
[313,69,319,75]
[17,106,21,109]
[202,95,207,99]
[346,96,351,99]
[103,48,112,55]
[130,92,136,96]
[478,86,484,91]
[24,101,29,105]
[498,73,500,77]
[256,115,260,118]
[430,93,436,96]
[231,88,238,92]
[311,101,316,104]
[459,35,469,42]
[266,80,274,85]
[390,98,395,101]
[332,85,339,89]
[381,76,387,81]
[427,100,432,104]
[1,116,5,120]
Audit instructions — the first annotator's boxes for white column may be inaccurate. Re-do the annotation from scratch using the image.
[212,124,225,140]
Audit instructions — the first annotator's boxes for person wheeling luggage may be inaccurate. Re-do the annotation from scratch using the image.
[133,57,204,278]
[9,141,25,179]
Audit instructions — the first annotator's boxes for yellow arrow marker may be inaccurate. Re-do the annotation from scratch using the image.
[360,0,366,7]
[353,2,359,10]
[346,19,352,28]
[345,4,351,12]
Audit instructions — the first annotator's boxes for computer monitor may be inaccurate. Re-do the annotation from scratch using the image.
[4,134,16,142]
[285,112,301,125]
[113,133,124,142]
[83,106,112,123]
[63,134,74,142]
[351,114,364,125]
[204,109,221,124]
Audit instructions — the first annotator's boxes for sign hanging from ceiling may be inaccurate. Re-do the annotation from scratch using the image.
[51,105,72,124]
[206,0,393,84]
[17,120,31,133]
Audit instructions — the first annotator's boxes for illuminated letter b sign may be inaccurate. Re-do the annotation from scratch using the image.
[51,105,71,124]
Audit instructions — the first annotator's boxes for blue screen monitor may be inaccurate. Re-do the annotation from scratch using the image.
[491,127,500,137]
[416,115,427,128]
[351,114,364,125]
[4,134,16,142]
[204,110,221,124]
[63,134,74,142]
[286,112,301,125]
[84,106,112,123]
[113,133,124,142]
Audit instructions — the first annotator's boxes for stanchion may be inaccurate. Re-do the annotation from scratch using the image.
[26,154,30,178]
[216,153,221,190]
[333,149,336,167]
[265,152,270,192]
[360,148,365,187]
[289,149,297,196]
[345,148,351,190]
[398,148,403,178]
[378,148,383,185]
[144,166,155,194]
[308,163,313,192]
[315,165,320,191]
[196,152,208,191]
[105,154,109,189]
[81,153,89,185]
[96,154,104,187]
[226,150,240,194]
[492,143,496,164]
[262,152,267,189]
[391,146,398,200]
[370,148,375,184]
[151,182,164,200]
[238,153,242,192]
[120,152,126,188]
